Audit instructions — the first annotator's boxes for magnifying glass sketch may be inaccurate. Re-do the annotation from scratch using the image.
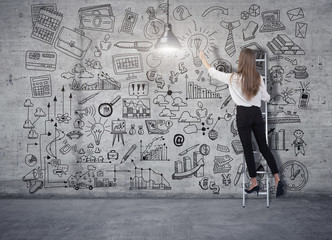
[98,95,121,117]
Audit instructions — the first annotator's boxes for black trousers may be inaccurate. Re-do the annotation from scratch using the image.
[236,106,279,178]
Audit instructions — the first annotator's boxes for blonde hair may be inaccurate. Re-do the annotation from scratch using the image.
[235,48,260,100]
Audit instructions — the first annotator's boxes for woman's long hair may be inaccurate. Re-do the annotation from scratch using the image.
[236,48,260,100]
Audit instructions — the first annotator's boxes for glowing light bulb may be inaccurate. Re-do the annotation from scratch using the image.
[187,34,208,67]
[91,123,105,146]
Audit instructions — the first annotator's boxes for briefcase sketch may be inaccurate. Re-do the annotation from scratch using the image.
[54,27,92,60]
[78,4,115,32]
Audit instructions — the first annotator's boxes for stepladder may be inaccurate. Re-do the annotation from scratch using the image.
[242,52,270,208]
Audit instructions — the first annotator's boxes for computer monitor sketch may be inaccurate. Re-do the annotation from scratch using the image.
[112,53,143,80]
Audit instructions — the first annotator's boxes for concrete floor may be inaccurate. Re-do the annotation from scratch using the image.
[0,198,331,240]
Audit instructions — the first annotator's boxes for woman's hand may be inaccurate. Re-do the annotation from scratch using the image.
[199,50,205,60]
[199,50,211,70]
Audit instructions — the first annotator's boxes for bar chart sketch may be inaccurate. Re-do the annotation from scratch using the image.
[269,129,287,151]
[140,137,169,161]
[172,151,205,180]
[186,80,222,100]
[123,99,151,118]
[129,160,171,190]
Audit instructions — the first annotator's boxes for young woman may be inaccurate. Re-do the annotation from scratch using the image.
[199,48,284,197]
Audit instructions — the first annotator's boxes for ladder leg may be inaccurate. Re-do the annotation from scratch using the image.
[242,156,246,208]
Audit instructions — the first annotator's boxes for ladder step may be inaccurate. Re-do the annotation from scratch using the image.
[256,171,267,174]
[255,59,266,62]
[244,191,268,195]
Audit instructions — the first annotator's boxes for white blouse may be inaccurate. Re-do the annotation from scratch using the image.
[208,67,270,107]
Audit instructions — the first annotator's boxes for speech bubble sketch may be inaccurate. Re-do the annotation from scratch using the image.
[173,5,192,21]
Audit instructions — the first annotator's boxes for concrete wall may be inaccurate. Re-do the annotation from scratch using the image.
[0,0,331,198]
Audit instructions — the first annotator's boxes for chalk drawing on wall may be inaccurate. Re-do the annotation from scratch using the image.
[287,8,304,21]
[291,129,306,156]
[286,66,309,79]
[173,5,192,21]
[71,72,120,91]
[100,34,112,51]
[25,51,57,71]
[267,34,305,55]
[178,21,216,67]
[269,65,285,85]
[199,177,220,194]
[249,4,260,17]
[85,118,111,146]
[98,95,121,118]
[240,4,260,20]
[242,21,258,41]
[22,168,43,194]
[84,59,102,70]
[31,3,57,25]
[269,56,298,66]
[115,41,153,52]
[241,11,249,20]
[187,33,209,67]
[68,165,130,190]
[31,8,63,45]
[213,155,233,174]
[25,154,38,167]
[270,87,296,106]
[295,22,308,38]
[172,150,205,180]
[23,99,35,129]
[128,81,149,96]
[210,181,221,194]
[202,6,229,17]
[220,20,241,57]
[120,8,138,35]
[145,120,173,134]
[55,86,72,125]
[146,52,162,68]
[174,134,185,147]
[54,27,92,60]
[217,144,230,153]
[123,98,151,118]
[186,79,222,100]
[267,108,301,124]
[297,81,310,110]
[30,75,52,98]
[279,160,308,191]
[130,160,171,190]
[112,53,144,80]
[154,85,186,117]
[111,119,127,146]
[269,129,288,151]
[259,10,285,33]
[222,174,231,186]
[140,137,169,161]
[144,7,165,40]
[78,4,115,32]
[199,177,209,190]
[94,46,102,58]
[121,144,137,164]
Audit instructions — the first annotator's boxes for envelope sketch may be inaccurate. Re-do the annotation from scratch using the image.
[295,22,308,38]
[287,8,304,21]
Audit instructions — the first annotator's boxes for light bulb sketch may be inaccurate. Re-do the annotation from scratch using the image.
[179,21,216,66]
[86,118,111,146]
[187,34,208,67]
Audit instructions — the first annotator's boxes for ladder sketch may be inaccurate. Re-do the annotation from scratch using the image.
[242,52,270,208]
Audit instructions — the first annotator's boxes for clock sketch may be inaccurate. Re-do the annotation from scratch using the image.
[279,160,308,191]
